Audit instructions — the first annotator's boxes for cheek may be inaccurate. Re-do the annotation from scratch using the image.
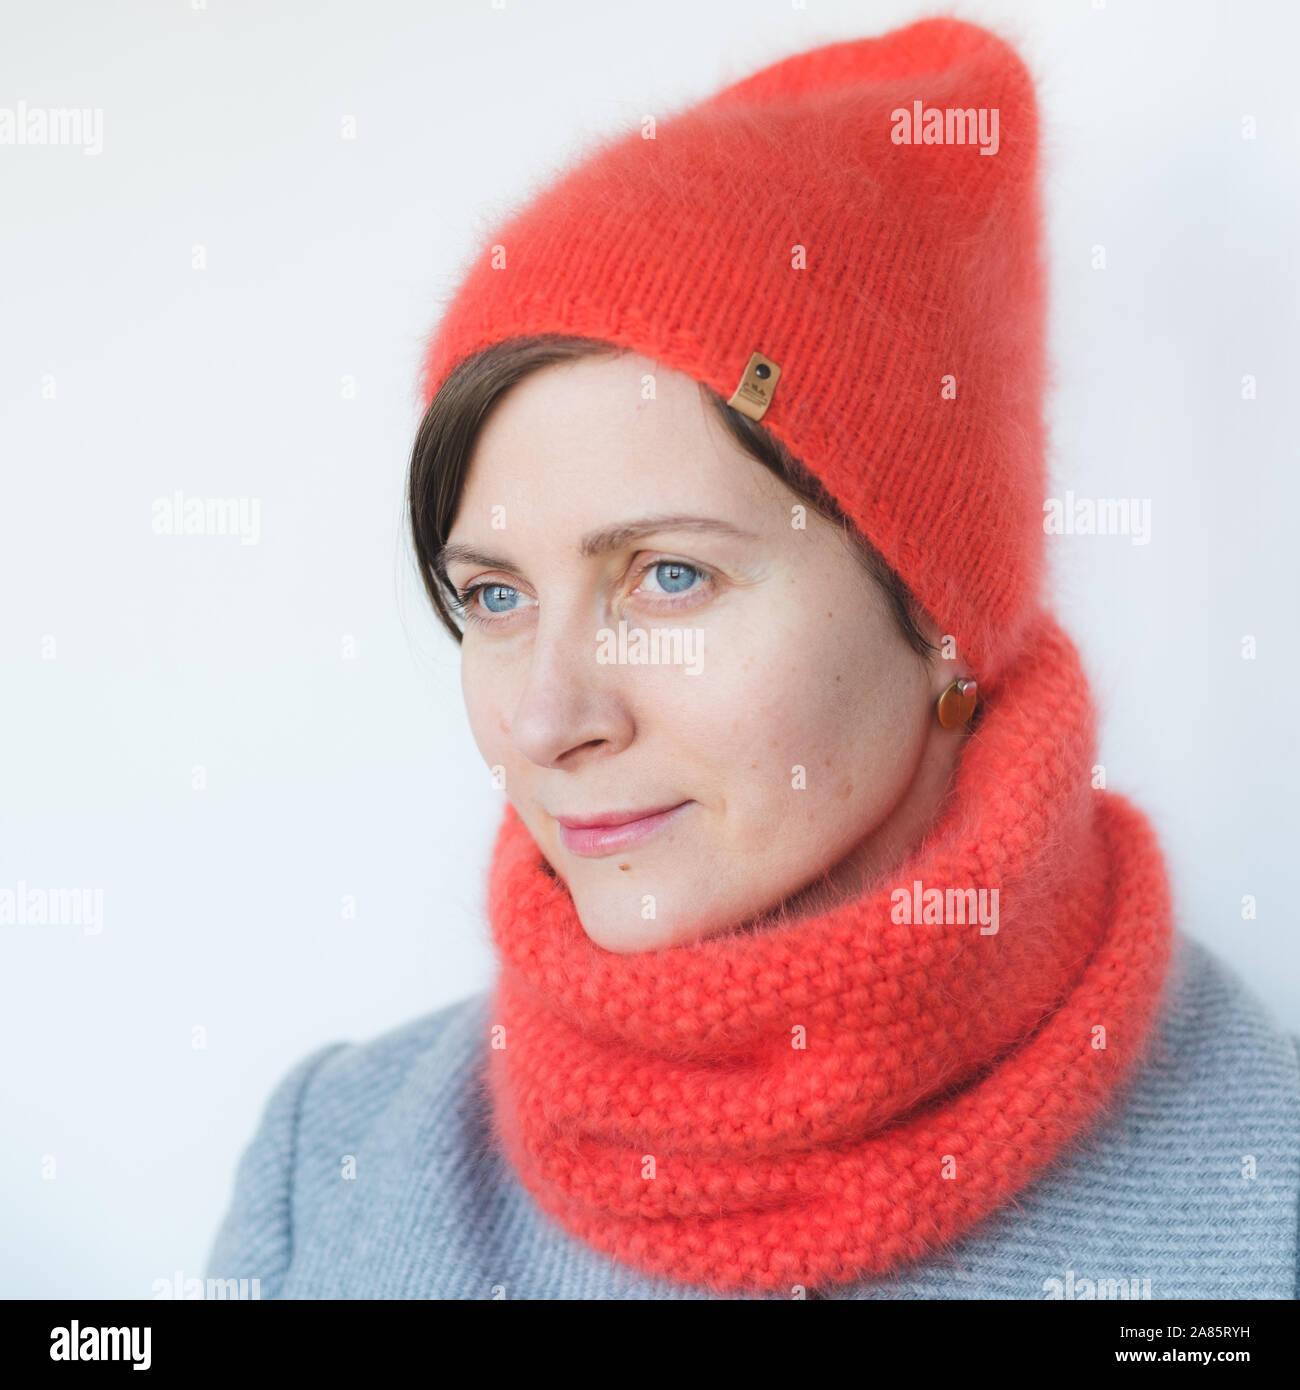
[460,653,512,761]
[712,619,926,832]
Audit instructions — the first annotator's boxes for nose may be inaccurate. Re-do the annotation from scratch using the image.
[507,604,634,770]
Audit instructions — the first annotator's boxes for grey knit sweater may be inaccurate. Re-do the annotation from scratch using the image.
[206,930,1299,1298]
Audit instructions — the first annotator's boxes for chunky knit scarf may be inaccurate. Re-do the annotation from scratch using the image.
[483,610,1174,1295]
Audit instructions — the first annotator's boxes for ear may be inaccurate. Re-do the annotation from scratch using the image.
[911,610,967,702]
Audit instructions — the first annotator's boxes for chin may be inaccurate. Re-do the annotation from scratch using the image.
[580,925,671,955]
[574,894,726,955]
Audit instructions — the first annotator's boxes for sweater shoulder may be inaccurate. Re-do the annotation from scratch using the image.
[1127,930,1300,1295]
[294,990,493,1140]
[205,990,493,1295]
[1164,931,1299,1079]
[1153,930,1300,1144]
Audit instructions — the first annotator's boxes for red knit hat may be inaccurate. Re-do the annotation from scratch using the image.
[418,14,1049,688]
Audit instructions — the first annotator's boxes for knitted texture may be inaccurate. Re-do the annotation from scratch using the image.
[417,15,1049,687]
[483,608,1174,1295]
[205,930,1300,1299]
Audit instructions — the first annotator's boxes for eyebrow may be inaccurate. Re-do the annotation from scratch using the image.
[434,514,757,576]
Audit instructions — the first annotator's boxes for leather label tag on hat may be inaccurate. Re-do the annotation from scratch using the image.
[727,351,782,421]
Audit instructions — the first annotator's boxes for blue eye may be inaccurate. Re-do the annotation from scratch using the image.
[452,582,527,626]
[648,561,700,594]
[479,584,520,613]
[453,558,711,630]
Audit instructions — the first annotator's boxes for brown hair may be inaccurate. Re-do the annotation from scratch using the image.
[408,334,936,658]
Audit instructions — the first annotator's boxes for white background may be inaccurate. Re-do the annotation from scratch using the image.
[1,0,1295,1298]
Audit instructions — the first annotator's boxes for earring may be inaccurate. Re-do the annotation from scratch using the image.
[936,678,978,730]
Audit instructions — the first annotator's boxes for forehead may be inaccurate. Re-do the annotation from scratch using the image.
[450,354,785,539]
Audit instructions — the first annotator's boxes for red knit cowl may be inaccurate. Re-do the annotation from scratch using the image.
[483,609,1174,1295]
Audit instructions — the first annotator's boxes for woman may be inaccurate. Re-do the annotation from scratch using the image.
[207,16,1299,1299]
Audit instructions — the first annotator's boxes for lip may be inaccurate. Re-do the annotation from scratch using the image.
[555,802,692,857]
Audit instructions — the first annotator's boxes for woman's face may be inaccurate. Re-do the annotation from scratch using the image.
[443,352,963,953]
